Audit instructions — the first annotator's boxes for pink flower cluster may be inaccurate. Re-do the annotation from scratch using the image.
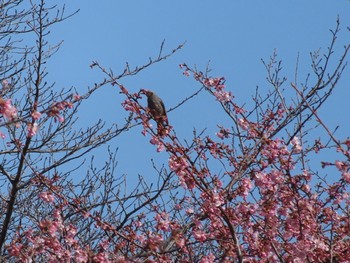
[179,63,190,76]
[203,77,233,103]
[8,210,88,262]
[169,155,195,189]
[8,70,346,262]
[215,127,230,139]
[39,191,55,203]
[180,64,233,103]
[27,122,39,137]
[0,98,17,121]
[150,136,165,152]
[47,101,73,122]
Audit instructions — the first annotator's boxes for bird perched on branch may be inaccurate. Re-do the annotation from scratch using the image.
[141,89,169,135]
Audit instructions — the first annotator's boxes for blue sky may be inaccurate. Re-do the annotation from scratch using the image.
[45,1,350,180]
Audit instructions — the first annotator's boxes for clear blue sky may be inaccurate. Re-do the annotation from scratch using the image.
[45,1,350,180]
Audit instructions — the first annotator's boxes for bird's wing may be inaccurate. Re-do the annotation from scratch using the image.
[159,99,167,117]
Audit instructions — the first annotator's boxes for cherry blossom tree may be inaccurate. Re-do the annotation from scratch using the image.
[1,1,350,262]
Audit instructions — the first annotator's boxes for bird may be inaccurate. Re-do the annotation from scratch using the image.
[141,89,169,135]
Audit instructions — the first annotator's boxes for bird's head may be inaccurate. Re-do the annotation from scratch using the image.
[140,89,153,97]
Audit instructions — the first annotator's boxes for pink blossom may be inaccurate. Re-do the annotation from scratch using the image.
[302,184,311,193]
[47,101,73,122]
[174,204,181,210]
[211,191,224,207]
[150,136,165,152]
[122,99,139,113]
[2,79,10,90]
[31,111,42,120]
[335,160,347,172]
[193,229,207,242]
[73,94,81,101]
[302,170,311,180]
[234,105,246,114]
[238,118,249,130]
[0,98,17,121]
[57,115,65,122]
[216,132,224,139]
[254,171,266,184]
[186,208,194,214]
[39,219,57,237]
[74,249,88,263]
[39,192,55,203]
[291,136,302,153]
[175,236,185,248]
[7,243,23,257]
[169,156,189,171]
[342,172,350,183]
[203,77,223,87]
[147,232,163,251]
[240,178,253,197]
[137,233,146,244]
[66,224,77,240]
[155,212,170,231]
[93,252,109,262]
[199,253,215,263]
[134,220,143,227]
[183,70,190,76]
[169,155,196,188]
[216,127,230,139]
[27,122,39,137]
[156,143,165,152]
[213,90,233,102]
